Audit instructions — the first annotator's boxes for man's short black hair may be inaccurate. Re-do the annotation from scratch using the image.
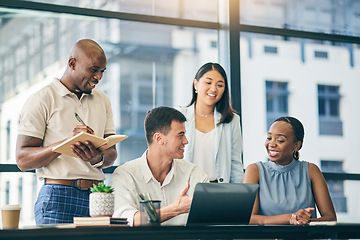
[144,106,187,144]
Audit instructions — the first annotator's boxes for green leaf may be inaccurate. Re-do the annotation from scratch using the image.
[90,182,114,193]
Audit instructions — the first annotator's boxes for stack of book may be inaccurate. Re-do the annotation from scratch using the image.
[73,216,128,226]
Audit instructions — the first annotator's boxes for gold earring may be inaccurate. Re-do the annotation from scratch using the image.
[293,150,299,160]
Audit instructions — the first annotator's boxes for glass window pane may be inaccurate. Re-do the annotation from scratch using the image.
[120,111,131,129]
[28,0,219,22]
[139,86,153,105]
[330,99,339,116]
[321,160,343,172]
[240,0,360,37]
[278,82,287,90]
[0,6,219,227]
[278,95,288,112]
[266,81,273,88]
[329,85,339,93]
[317,84,341,118]
[6,121,11,160]
[265,81,288,114]
[120,84,131,106]
[318,98,326,115]
[266,98,274,112]
[5,181,10,204]
[318,84,325,93]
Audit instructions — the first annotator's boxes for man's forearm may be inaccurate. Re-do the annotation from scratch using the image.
[16,134,65,171]
[16,145,61,171]
[101,146,117,168]
[158,203,182,223]
[132,204,179,226]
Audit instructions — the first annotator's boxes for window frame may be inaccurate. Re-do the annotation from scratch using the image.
[265,80,289,129]
[318,84,343,136]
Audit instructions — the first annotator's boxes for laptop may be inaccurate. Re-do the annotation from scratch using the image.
[186,183,259,226]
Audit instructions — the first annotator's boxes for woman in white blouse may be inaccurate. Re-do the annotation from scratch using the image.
[179,62,244,183]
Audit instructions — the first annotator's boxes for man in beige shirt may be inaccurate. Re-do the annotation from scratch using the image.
[112,106,209,226]
[16,39,117,224]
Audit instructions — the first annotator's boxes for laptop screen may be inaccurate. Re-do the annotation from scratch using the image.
[186,183,259,226]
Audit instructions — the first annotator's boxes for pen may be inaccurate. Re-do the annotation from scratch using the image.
[74,113,86,126]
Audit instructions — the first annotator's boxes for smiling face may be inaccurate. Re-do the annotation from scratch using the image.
[71,49,107,95]
[161,120,188,160]
[194,69,225,108]
[265,121,301,165]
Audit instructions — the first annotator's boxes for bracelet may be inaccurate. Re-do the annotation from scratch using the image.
[91,154,104,168]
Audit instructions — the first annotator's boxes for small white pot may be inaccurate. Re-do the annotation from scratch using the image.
[89,192,114,217]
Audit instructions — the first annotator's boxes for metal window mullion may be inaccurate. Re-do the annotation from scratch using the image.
[0,0,220,30]
[229,0,241,118]
[238,23,360,44]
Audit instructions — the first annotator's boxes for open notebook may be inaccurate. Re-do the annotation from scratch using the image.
[186,183,259,226]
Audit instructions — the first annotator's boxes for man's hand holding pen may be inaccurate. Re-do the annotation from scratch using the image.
[74,113,94,135]
[68,113,104,165]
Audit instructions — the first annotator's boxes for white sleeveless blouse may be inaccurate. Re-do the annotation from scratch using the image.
[192,128,217,181]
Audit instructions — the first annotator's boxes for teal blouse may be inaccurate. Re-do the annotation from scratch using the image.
[255,160,316,218]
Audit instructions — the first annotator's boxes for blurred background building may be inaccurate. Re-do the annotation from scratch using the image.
[0,0,359,226]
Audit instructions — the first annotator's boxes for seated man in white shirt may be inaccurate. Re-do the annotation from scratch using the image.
[112,106,209,226]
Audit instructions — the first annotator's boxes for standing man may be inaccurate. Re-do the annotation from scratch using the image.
[16,39,117,225]
[112,106,209,226]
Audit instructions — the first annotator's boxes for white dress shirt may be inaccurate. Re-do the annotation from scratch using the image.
[112,151,209,226]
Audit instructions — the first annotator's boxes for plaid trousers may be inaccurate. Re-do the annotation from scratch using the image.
[35,184,91,225]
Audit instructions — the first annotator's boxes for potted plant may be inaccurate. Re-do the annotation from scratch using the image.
[89,182,115,217]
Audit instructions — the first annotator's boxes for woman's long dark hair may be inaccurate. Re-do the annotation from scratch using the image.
[188,62,235,124]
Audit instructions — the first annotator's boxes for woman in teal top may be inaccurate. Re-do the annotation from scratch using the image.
[244,117,336,225]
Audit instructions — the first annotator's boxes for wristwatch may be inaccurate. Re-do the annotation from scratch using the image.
[91,154,104,168]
